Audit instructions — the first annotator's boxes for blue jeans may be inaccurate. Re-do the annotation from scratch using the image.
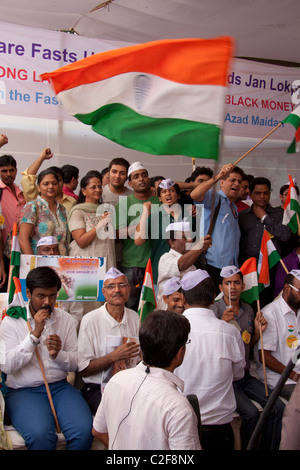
[233,373,285,450]
[5,379,93,450]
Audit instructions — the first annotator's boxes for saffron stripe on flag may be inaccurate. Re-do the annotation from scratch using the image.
[42,37,234,92]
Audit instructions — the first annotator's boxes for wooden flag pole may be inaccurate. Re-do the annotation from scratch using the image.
[256,298,269,396]
[233,122,283,167]
[26,321,61,433]
[11,276,61,433]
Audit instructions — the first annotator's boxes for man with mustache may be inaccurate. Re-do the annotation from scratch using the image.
[77,267,140,415]
[0,152,25,290]
[239,177,292,308]
[162,276,185,315]
[211,265,284,450]
[115,162,160,310]
[0,266,93,450]
[190,163,244,293]
[256,269,300,401]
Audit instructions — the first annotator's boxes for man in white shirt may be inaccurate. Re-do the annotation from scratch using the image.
[92,309,201,450]
[77,267,140,414]
[156,221,211,309]
[0,266,93,450]
[256,269,300,400]
[175,269,245,450]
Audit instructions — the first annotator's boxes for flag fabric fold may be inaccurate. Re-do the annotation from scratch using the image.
[41,37,234,160]
[5,277,27,321]
[137,259,157,323]
[257,230,281,288]
[283,106,300,153]
[283,174,300,235]
[240,257,259,304]
[8,222,21,304]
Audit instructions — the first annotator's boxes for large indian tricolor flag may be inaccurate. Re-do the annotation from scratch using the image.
[41,37,234,159]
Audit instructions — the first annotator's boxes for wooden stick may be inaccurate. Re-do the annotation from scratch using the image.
[233,122,283,167]
[256,299,268,397]
[297,213,300,237]
[280,259,289,274]
[26,321,61,433]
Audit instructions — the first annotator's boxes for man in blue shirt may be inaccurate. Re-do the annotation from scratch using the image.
[190,163,244,292]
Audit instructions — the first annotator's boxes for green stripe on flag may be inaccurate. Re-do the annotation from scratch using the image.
[76,103,221,159]
[283,113,300,129]
[138,285,156,323]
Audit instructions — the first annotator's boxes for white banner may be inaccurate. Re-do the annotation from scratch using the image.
[0,21,299,142]
[224,59,300,141]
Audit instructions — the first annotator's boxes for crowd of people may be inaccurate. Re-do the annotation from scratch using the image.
[0,132,300,451]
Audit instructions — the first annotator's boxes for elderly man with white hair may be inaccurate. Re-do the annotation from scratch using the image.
[77,267,140,414]
[156,220,211,309]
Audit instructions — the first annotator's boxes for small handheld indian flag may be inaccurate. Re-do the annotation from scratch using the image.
[240,257,259,304]
[283,106,300,153]
[8,222,21,304]
[257,230,281,288]
[41,37,234,160]
[283,174,300,235]
[137,259,157,323]
[5,277,27,321]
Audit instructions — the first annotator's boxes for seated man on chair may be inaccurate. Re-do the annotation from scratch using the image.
[0,266,93,450]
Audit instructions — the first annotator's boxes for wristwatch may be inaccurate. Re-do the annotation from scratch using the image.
[29,332,40,345]
[260,214,267,224]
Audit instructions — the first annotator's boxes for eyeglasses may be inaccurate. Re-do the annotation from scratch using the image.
[103,283,129,291]
[288,284,300,293]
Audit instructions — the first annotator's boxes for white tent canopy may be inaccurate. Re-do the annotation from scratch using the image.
[0,0,299,200]
[1,0,299,64]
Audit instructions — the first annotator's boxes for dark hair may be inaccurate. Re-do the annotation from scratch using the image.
[37,169,58,185]
[48,166,64,181]
[150,176,165,188]
[0,154,17,168]
[220,271,244,283]
[249,177,271,193]
[139,310,190,368]
[280,184,299,196]
[76,170,102,204]
[243,174,254,184]
[190,166,213,182]
[284,273,296,287]
[182,277,216,307]
[108,157,130,172]
[221,165,245,181]
[61,164,79,183]
[26,266,62,293]
[101,167,109,177]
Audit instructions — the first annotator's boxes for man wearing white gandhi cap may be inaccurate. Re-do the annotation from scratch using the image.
[36,235,83,330]
[175,268,245,450]
[162,276,185,314]
[77,267,140,414]
[212,265,284,450]
[156,221,211,309]
[256,269,300,401]
[115,161,160,311]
